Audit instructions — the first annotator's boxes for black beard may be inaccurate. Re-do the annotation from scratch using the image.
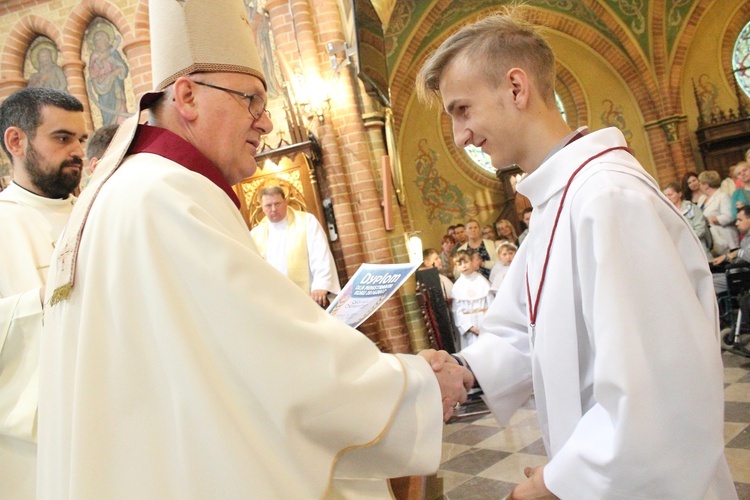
[25,144,82,199]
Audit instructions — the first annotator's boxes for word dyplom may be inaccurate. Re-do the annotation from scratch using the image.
[359,272,402,285]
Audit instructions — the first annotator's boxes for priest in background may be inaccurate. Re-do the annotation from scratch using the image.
[251,185,340,307]
[0,87,87,499]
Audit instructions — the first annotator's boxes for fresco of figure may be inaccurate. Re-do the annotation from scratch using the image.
[27,43,68,92]
[247,0,283,99]
[87,27,129,125]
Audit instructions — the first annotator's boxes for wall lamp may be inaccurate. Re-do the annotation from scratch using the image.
[326,41,356,76]
[291,72,331,123]
[405,231,423,266]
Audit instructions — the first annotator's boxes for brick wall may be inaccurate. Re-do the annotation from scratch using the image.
[0,0,148,132]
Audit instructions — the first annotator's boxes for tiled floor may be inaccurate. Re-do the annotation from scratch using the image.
[427,351,750,499]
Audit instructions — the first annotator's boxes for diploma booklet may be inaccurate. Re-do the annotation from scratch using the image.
[327,262,420,328]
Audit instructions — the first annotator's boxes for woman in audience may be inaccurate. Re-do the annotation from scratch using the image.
[456,219,497,280]
[730,161,750,219]
[681,171,706,207]
[699,170,739,256]
[494,218,519,246]
[438,235,455,281]
[662,182,712,259]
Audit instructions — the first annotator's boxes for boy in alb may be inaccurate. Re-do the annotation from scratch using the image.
[451,250,491,350]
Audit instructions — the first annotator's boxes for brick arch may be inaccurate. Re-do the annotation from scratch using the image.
[660,0,749,178]
[667,0,723,112]
[0,15,65,95]
[501,7,660,121]
[390,4,661,132]
[134,0,150,39]
[62,0,135,57]
[60,0,144,130]
[555,63,588,129]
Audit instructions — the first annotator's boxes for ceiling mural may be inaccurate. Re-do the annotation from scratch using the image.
[413,139,476,224]
[600,0,649,57]
[384,0,426,64]
[665,0,695,55]
[385,0,700,77]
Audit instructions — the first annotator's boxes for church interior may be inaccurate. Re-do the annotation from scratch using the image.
[1,0,749,497]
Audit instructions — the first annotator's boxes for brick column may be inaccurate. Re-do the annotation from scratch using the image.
[309,0,413,353]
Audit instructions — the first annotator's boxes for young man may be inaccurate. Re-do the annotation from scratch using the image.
[712,205,750,294]
[0,87,87,499]
[38,0,470,497]
[417,10,735,499]
[419,247,453,299]
[77,122,119,191]
[451,222,468,251]
[250,185,340,307]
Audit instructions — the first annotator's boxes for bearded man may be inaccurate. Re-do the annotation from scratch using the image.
[0,87,87,499]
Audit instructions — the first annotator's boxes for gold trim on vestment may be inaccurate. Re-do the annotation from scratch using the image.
[322,355,409,499]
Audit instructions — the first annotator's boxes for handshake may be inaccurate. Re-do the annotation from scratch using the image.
[418,349,475,422]
[418,349,557,499]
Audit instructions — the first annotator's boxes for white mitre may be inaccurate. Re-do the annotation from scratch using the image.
[50,0,267,305]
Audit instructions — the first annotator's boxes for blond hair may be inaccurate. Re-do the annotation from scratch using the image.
[416,7,556,108]
[497,241,518,254]
[454,249,471,264]
[698,170,721,189]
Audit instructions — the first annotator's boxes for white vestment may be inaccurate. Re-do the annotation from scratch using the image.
[250,209,341,295]
[39,141,442,498]
[463,128,736,499]
[0,182,74,499]
[488,263,510,302]
[702,189,739,255]
[438,273,453,300]
[451,272,490,350]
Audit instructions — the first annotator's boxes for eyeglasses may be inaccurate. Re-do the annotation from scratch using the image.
[193,81,270,120]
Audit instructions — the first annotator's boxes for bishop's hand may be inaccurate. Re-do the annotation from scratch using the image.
[418,349,474,421]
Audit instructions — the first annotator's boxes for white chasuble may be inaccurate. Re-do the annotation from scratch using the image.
[39,129,441,499]
[0,182,75,499]
[461,128,736,499]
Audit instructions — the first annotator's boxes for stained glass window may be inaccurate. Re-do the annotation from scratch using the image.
[464,93,567,174]
[734,21,750,99]
[465,144,494,173]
